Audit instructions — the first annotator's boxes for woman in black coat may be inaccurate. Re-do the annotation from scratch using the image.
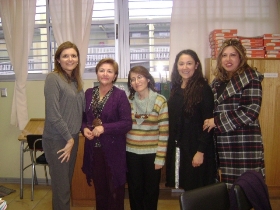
[165,49,217,191]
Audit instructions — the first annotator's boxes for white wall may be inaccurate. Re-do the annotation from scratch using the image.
[0,79,94,182]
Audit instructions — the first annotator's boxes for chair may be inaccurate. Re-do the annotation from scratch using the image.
[179,182,230,210]
[229,171,272,210]
[234,184,253,210]
[26,135,49,201]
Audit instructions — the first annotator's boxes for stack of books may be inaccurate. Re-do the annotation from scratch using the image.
[264,34,280,58]
[209,29,238,58]
[238,36,265,58]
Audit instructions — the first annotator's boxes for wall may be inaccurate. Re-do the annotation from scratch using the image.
[0,79,94,182]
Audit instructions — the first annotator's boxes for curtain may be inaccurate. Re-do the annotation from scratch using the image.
[169,0,280,73]
[49,0,94,76]
[0,0,36,130]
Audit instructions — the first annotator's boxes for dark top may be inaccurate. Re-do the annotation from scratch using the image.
[166,81,217,190]
[229,170,272,210]
[81,86,132,189]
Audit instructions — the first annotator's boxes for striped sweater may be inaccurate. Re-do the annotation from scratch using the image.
[126,93,169,165]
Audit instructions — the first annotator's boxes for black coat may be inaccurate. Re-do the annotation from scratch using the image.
[165,82,217,190]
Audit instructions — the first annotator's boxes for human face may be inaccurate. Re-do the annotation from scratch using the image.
[57,48,78,76]
[97,63,116,86]
[130,72,149,94]
[221,46,240,74]
[177,54,198,82]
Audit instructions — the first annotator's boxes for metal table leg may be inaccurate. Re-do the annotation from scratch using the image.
[20,141,24,199]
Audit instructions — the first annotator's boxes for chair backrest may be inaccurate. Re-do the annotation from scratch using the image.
[179,182,230,210]
[26,134,43,150]
[234,184,253,210]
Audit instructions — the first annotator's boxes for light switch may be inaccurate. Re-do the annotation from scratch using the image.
[1,88,7,97]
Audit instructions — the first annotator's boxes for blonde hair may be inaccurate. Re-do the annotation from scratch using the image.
[214,39,250,81]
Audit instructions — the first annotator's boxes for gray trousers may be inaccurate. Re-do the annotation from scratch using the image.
[42,133,79,210]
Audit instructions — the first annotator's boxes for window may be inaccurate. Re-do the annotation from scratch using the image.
[0,0,50,81]
[0,0,173,80]
[84,0,115,77]
[129,0,172,79]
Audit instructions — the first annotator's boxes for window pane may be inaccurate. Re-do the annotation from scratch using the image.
[0,28,12,75]
[85,0,115,74]
[129,0,172,78]
[0,0,49,78]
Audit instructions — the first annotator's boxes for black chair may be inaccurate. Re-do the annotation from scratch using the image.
[26,134,49,201]
[234,184,253,210]
[179,182,230,210]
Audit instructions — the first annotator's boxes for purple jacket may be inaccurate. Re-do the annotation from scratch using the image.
[81,86,132,189]
[229,171,272,210]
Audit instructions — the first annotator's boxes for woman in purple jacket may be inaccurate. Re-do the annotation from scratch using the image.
[81,58,132,210]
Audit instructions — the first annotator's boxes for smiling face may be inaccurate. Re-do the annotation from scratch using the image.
[130,72,149,94]
[97,63,117,86]
[57,48,78,76]
[177,54,198,83]
[221,46,241,74]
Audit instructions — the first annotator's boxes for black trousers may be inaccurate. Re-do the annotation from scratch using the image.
[126,152,161,210]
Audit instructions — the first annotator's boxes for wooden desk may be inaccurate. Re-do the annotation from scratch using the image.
[18,118,45,199]
[71,136,96,206]
[18,118,97,205]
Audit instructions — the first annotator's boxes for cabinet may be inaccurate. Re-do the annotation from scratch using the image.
[71,136,96,206]
[206,58,280,198]
[71,136,168,207]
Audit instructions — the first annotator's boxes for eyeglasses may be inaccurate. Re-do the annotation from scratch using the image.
[130,75,145,83]
[135,113,149,119]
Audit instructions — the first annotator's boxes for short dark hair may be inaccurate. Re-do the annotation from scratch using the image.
[95,58,119,83]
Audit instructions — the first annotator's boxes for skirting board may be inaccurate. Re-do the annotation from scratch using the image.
[171,188,184,193]
[0,177,51,185]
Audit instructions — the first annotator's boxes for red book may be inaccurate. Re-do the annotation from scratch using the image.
[263,34,280,39]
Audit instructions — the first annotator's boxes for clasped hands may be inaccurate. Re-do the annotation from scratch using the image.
[84,125,104,140]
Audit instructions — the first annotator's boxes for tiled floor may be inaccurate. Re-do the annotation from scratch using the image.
[0,183,181,210]
[1,183,280,210]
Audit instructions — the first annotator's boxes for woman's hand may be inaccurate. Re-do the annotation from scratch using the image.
[192,151,204,167]
[84,127,94,140]
[92,125,104,137]
[57,138,74,163]
[155,164,163,170]
[203,118,215,132]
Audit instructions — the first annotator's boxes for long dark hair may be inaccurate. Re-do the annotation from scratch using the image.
[54,41,83,91]
[170,49,207,117]
[127,66,156,100]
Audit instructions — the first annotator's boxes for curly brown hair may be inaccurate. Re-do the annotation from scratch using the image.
[214,39,250,81]
[127,66,156,100]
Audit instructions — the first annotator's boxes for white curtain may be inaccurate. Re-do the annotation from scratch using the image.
[49,0,94,76]
[169,0,280,73]
[0,0,36,130]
